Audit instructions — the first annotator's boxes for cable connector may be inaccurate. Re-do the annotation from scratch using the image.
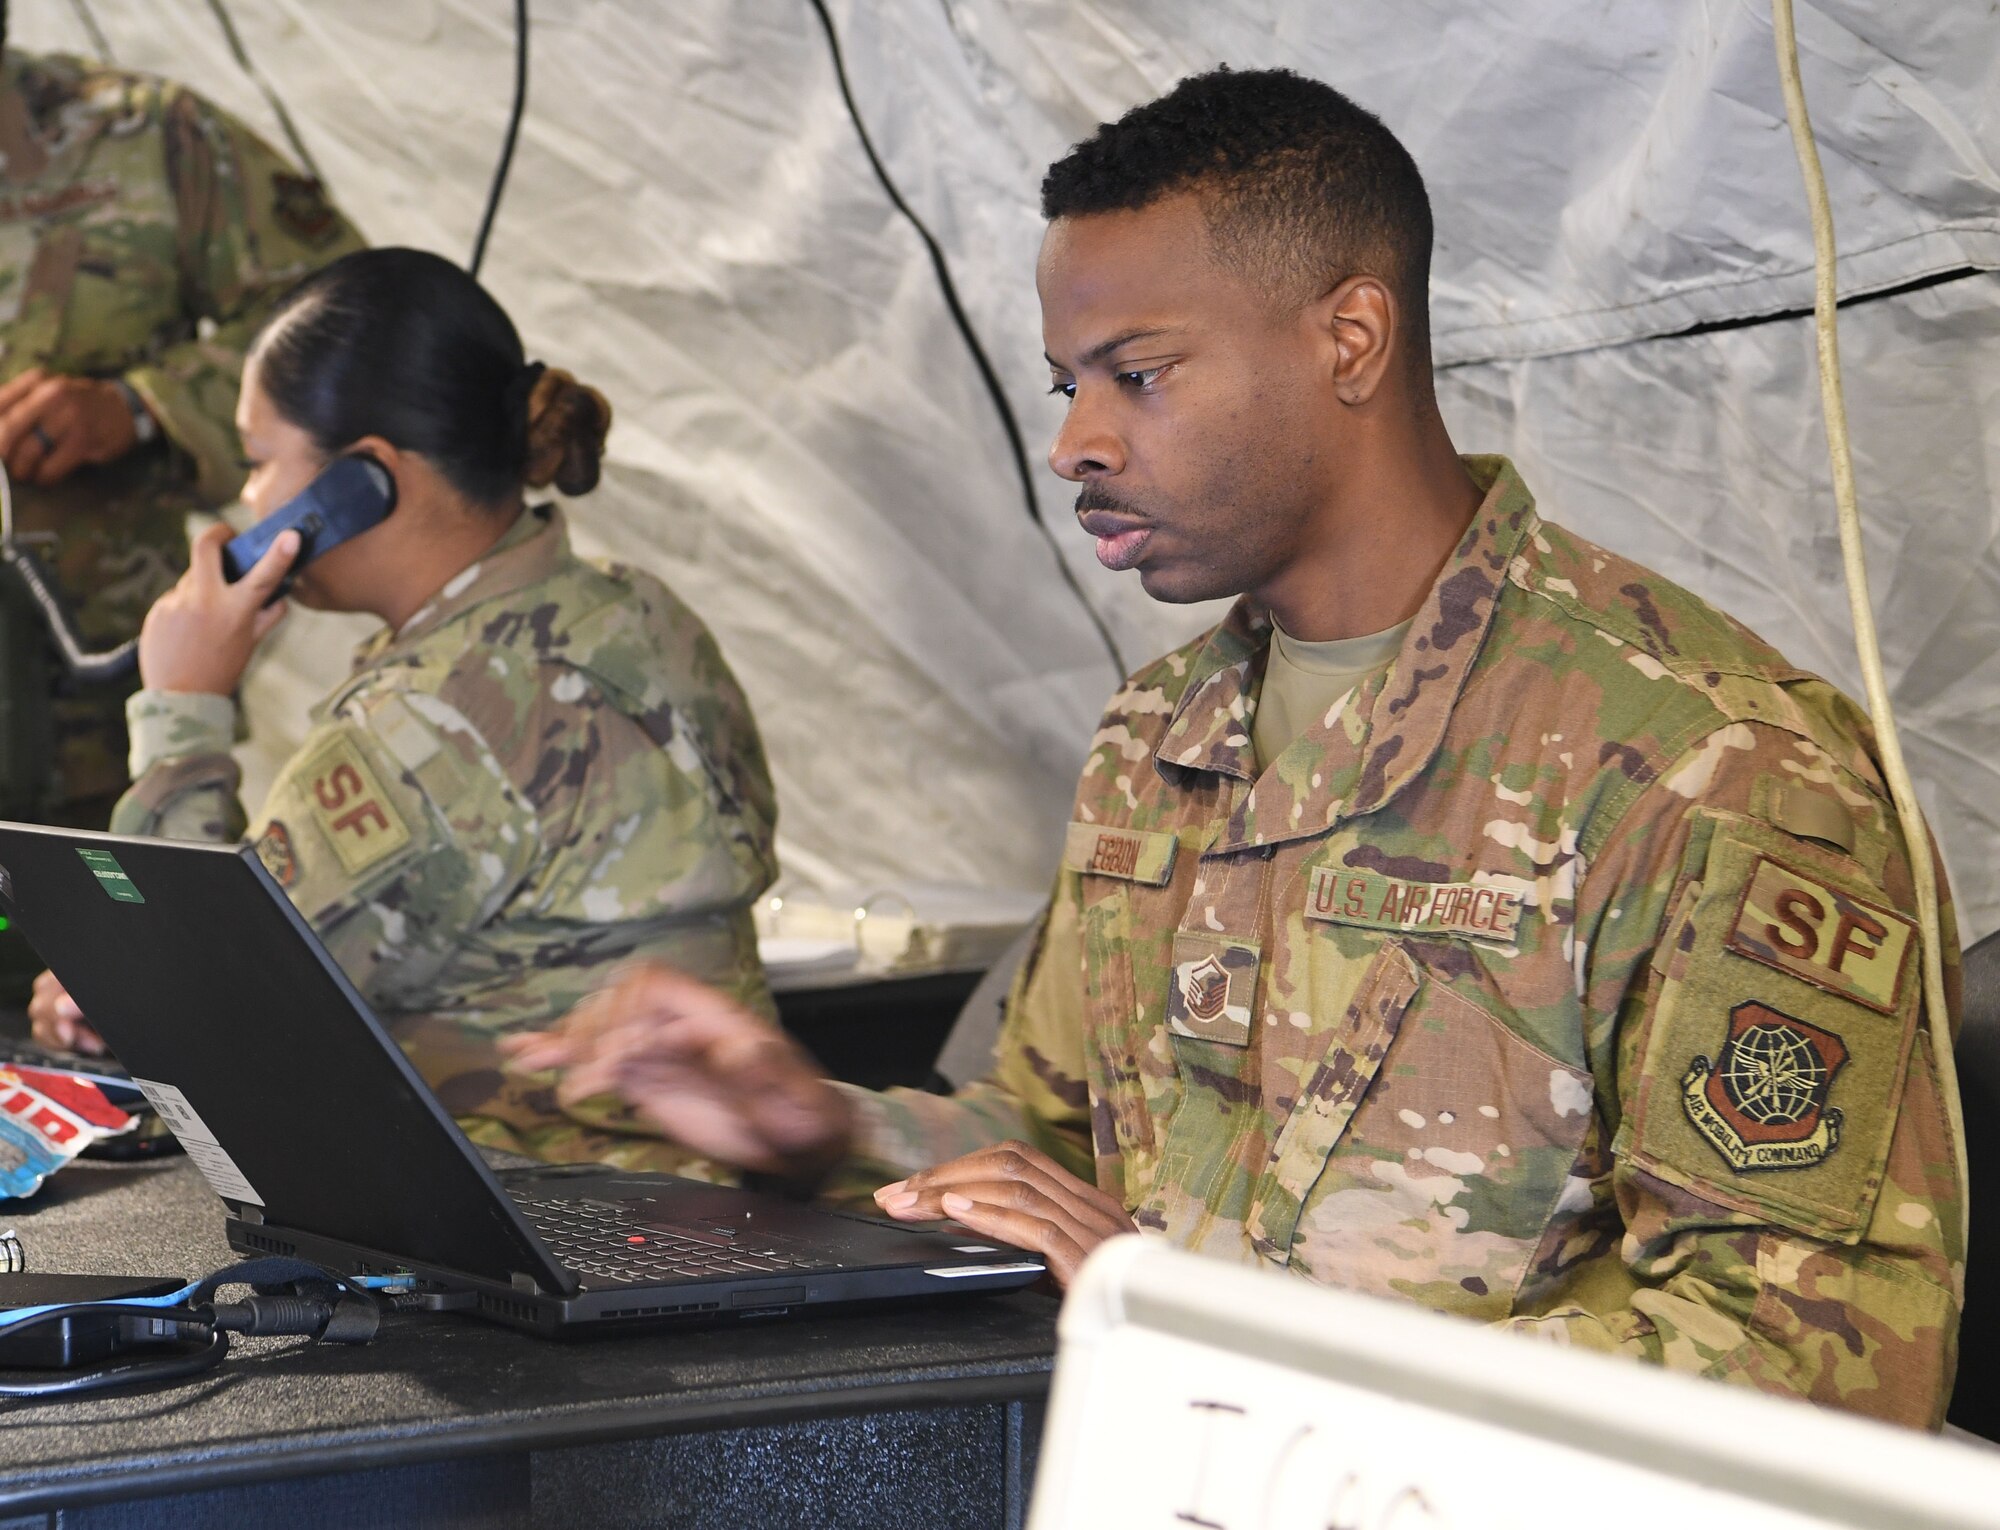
[204,1291,379,1344]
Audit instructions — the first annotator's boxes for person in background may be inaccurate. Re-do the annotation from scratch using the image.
[32,247,778,1178]
[506,69,1961,1429]
[0,8,362,827]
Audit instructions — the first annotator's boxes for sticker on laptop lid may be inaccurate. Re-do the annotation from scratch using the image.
[130,1078,264,1206]
[76,847,144,904]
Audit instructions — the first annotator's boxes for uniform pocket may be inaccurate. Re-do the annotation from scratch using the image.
[1265,946,1596,1317]
[1246,941,1419,1260]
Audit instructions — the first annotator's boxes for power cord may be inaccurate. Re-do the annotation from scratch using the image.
[0,459,138,685]
[469,0,530,278]
[803,0,1128,682]
[0,1258,403,1401]
[1769,0,1969,1244]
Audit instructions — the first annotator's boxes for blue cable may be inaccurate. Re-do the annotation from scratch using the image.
[0,1270,414,1331]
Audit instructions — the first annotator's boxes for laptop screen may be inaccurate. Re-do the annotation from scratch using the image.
[0,822,569,1294]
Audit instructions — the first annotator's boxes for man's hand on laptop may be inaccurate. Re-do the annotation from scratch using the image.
[27,969,107,1056]
[873,1142,1137,1289]
[500,961,854,1180]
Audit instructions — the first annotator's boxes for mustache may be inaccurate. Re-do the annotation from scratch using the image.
[1074,485,1139,516]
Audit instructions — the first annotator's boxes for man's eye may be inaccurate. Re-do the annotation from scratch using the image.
[1117,366,1167,390]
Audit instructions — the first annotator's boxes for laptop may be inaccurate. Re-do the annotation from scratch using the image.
[0,823,1044,1334]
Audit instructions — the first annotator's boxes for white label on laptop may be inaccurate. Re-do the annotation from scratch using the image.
[926,1262,1046,1279]
[131,1079,265,1207]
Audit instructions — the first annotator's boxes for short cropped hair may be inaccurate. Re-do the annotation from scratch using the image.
[1042,67,1433,349]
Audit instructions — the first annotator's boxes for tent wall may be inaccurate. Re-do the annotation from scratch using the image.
[16,1,1998,935]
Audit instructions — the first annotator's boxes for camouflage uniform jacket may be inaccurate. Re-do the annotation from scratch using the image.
[843,457,1963,1429]
[0,50,362,814]
[113,505,780,1166]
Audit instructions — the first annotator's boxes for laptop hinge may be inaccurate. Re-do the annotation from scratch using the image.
[237,1205,265,1225]
[511,1272,543,1295]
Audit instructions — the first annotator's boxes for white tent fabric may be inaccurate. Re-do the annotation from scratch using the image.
[15,1,1998,935]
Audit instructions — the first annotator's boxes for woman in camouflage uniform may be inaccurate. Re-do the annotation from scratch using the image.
[32,247,778,1179]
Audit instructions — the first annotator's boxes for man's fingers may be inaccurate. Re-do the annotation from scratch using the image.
[0,369,48,458]
[2,420,45,480]
[498,1029,571,1071]
[8,378,67,480]
[0,367,46,424]
[32,425,87,485]
[884,1142,1131,1233]
[930,1194,1093,1287]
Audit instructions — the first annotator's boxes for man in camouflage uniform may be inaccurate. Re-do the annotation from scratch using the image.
[0,32,361,825]
[507,70,1962,1427]
[106,502,779,1173]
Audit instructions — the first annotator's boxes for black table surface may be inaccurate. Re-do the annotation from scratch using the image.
[0,1157,1059,1515]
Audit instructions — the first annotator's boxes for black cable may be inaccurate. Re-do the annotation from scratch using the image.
[0,1305,227,1400]
[67,0,114,63]
[469,0,530,279]
[803,0,1128,681]
[201,0,323,183]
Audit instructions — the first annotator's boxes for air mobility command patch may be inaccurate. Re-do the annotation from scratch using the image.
[1624,821,1919,1240]
[1166,931,1259,1047]
[300,734,411,877]
[1683,1002,1849,1171]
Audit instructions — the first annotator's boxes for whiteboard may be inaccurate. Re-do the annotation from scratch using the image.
[1028,1238,2000,1530]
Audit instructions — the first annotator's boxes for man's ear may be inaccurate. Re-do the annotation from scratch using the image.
[1305,274,1399,407]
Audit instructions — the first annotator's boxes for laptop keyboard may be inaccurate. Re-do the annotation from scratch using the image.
[512,1195,813,1287]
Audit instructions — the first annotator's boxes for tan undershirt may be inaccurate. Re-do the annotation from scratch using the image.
[1252,616,1412,769]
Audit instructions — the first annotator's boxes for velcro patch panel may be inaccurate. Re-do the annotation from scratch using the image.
[1063,822,1178,886]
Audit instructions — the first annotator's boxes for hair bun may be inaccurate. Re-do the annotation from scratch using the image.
[523,366,612,495]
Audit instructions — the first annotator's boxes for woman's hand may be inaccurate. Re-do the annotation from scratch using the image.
[138,521,299,695]
[28,969,106,1057]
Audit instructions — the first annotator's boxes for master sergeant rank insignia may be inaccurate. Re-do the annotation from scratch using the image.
[1165,931,1260,1048]
[1683,1001,1849,1172]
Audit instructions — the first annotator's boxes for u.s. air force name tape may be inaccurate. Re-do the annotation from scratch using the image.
[1304,865,1525,945]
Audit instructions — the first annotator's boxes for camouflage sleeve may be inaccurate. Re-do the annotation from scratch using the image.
[122,88,364,504]
[249,690,539,1006]
[107,690,247,843]
[819,870,1097,1203]
[1506,717,1962,1428]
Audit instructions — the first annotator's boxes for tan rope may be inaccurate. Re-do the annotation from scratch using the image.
[1770,0,1968,1243]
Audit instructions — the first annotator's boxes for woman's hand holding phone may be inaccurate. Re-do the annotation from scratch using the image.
[138,522,299,695]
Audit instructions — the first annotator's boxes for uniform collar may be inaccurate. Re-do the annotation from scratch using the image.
[1155,455,1539,853]
[349,502,572,674]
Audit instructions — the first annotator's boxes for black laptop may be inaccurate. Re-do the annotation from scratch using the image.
[0,823,1044,1334]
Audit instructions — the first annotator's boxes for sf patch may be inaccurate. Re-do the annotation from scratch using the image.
[1683,1002,1848,1171]
[1165,931,1259,1047]
[254,820,298,889]
[1727,854,1915,1014]
[300,734,411,877]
